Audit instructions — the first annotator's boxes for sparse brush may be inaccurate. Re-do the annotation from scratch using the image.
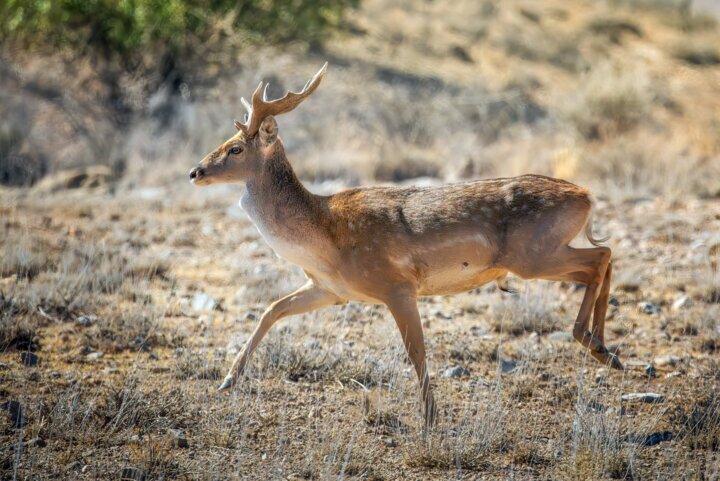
[564,63,653,140]
[489,282,564,336]
[671,394,720,451]
[673,42,720,66]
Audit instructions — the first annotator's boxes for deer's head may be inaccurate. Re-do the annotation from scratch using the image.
[189,63,327,186]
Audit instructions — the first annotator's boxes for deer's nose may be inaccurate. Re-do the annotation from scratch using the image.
[189,166,205,180]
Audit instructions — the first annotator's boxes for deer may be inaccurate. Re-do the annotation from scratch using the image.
[188,63,623,425]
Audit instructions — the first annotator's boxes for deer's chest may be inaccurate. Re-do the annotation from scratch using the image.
[239,195,328,271]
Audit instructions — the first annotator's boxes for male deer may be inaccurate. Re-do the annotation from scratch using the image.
[189,63,623,424]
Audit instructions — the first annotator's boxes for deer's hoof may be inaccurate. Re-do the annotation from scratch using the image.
[217,376,234,392]
[608,353,624,371]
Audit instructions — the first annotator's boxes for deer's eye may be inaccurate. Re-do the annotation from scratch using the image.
[229,146,242,155]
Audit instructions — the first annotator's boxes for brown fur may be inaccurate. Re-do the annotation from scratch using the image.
[189,64,622,426]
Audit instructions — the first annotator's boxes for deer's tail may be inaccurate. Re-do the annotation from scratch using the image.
[584,201,609,247]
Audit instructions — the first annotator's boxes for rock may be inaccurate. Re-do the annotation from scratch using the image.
[624,431,672,446]
[382,437,398,448]
[620,393,665,404]
[432,309,452,320]
[192,292,218,311]
[0,362,10,370]
[148,352,159,361]
[672,296,692,311]
[1,400,26,428]
[548,331,574,342]
[443,365,470,378]
[167,429,189,448]
[645,364,657,377]
[129,336,151,352]
[654,355,682,367]
[500,359,518,374]
[608,297,620,307]
[27,437,47,448]
[34,165,113,193]
[303,339,321,350]
[617,283,640,293]
[120,467,146,481]
[86,352,104,361]
[638,302,660,315]
[78,346,94,356]
[21,351,39,367]
[75,315,97,327]
[129,434,142,444]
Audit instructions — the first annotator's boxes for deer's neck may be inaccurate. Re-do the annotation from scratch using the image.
[242,147,320,239]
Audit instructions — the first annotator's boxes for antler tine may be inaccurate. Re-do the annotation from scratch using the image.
[244,62,328,137]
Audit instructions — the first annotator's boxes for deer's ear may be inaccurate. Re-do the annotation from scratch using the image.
[258,116,278,147]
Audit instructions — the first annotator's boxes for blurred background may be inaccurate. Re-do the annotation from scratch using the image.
[2,0,719,199]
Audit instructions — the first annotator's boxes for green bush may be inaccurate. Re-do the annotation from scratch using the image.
[0,0,359,62]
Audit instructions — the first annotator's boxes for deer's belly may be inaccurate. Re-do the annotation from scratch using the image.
[413,237,501,296]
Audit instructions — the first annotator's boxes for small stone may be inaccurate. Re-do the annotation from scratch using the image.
[86,352,104,361]
[79,346,94,356]
[21,351,39,367]
[120,467,146,481]
[500,359,518,374]
[382,437,398,447]
[129,434,142,444]
[638,302,660,315]
[645,364,657,377]
[432,309,452,320]
[303,339,321,350]
[654,355,682,367]
[129,336,151,352]
[191,292,218,311]
[672,296,691,311]
[1,400,26,428]
[624,431,672,446]
[75,315,97,327]
[608,297,620,307]
[27,437,47,448]
[167,429,189,448]
[148,352,159,361]
[443,365,470,378]
[620,392,665,404]
[0,362,9,370]
[548,331,574,342]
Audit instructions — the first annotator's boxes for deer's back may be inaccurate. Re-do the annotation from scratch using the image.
[326,174,591,240]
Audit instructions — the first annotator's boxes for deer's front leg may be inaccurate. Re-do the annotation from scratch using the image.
[218,281,344,391]
[385,292,437,427]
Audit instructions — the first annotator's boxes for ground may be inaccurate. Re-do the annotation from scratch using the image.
[1,183,718,480]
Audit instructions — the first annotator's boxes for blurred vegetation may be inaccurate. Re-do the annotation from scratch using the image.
[0,0,359,65]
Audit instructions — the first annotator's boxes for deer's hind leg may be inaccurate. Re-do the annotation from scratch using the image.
[503,246,622,370]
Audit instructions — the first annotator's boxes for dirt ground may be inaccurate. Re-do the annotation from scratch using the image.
[1,183,718,480]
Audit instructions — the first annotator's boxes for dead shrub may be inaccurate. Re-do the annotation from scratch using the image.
[564,64,652,140]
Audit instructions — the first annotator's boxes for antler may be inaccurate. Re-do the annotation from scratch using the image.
[239,62,328,137]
